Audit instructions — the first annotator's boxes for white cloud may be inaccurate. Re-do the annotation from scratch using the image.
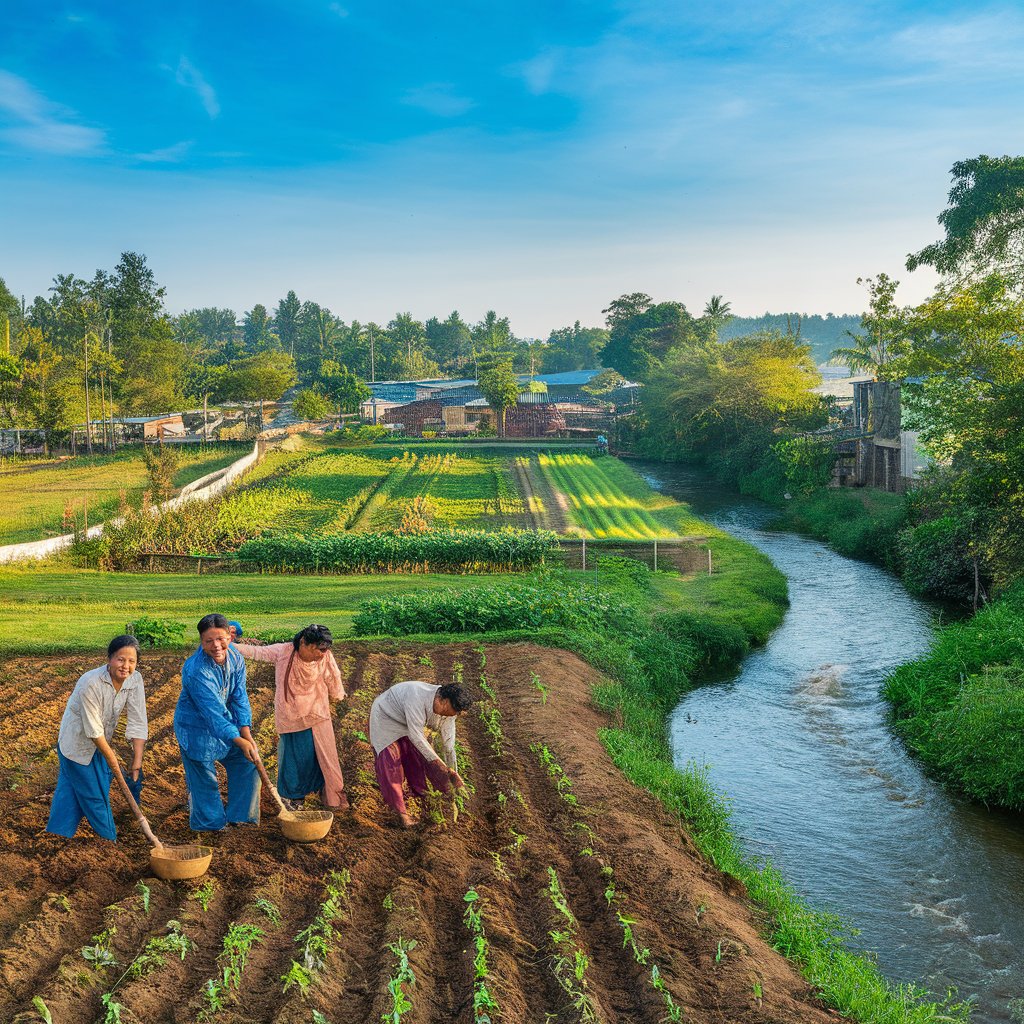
[176,56,220,118]
[0,69,104,154]
[329,3,349,16]
[402,83,474,118]
[135,139,194,163]
[888,11,1024,73]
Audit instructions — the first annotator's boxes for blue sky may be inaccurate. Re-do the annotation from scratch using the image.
[1,1,1021,336]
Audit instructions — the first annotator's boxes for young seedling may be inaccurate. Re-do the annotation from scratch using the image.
[191,879,216,913]
[382,937,417,1024]
[31,996,53,1024]
[531,672,548,704]
[255,897,282,926]
[136,880,151,915]
[283,869,353,995]
[463,890,500,1024]
[543,868,600,1023]
[418,654,433,667]
[100,993,123,1023]
[81,927,118,969]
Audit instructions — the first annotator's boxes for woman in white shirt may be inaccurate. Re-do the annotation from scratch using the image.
[46,635,149,842]
[368,681,470,828]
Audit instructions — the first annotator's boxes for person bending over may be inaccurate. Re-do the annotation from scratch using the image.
[174,613,259,831]
[368,680,471,828]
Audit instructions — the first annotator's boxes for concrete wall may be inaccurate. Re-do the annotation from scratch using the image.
[0,442,261,564]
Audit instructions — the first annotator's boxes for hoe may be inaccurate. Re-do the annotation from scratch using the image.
[106,754,212,880]
[252,742,334,844]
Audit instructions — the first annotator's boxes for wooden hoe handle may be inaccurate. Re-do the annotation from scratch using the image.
[251,743,288,815]
[105,752,163,849]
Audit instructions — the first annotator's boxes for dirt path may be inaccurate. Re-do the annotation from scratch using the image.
[0,645,840,1024]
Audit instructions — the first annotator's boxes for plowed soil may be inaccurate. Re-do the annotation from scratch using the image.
[0,644,843,1024]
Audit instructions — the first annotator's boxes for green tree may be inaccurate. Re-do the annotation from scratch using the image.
[426,310,472,371]
[274,290,302,358]
[317,360,371,413]
[543,321,609,372]
[388,312,428,366]
[243,304,276,352]
[477,358,519,437]
[600,295,702,380]
[297,302,342,377]
[831,274,912,378]
[292,388,334,422]
[220,351,297,424]
[907,155,1024,283]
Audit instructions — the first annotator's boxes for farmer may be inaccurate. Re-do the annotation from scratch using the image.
[46,634,148,842]
[234,624,348,812]
[368,680,471,828]
[227,620,244,642]
[174,613,260,831]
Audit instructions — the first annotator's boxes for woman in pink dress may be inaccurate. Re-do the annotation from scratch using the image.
[234,624,348,811]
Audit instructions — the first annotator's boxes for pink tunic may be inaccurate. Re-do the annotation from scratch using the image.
[234,642,347,805]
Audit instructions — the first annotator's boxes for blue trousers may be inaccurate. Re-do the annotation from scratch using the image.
[278,729,325,801]
[180,744,261,831]
[47,749,117,841]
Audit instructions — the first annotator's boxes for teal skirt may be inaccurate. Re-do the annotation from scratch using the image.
[277,728,325,800]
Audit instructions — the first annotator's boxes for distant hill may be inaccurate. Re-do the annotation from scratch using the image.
[718,313,862,364]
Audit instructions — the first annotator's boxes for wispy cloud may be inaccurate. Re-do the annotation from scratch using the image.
[888,11,1024,73]
[0,69,105,154]
[328,3,349,17]
[135,139,194,163]
[402,83,474,117]
[176,56,220,118]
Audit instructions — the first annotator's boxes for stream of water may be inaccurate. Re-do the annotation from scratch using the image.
[641,463,1024,1023]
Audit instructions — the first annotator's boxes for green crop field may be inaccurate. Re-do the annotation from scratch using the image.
[535,452,705,539]
[0,445,250,546]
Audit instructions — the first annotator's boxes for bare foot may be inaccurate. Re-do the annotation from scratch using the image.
[398,812,416,829]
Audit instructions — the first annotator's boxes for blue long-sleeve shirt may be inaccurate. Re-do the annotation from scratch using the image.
[174,646,253,762]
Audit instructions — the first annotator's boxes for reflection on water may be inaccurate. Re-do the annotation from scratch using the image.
[640,464,1024,1024]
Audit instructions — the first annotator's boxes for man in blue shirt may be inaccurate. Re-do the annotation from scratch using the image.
[174,613,260,831]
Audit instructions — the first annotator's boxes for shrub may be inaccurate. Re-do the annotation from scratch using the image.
[127,616,187,647]
[898,515,975,603]
[353,577,631,636]
[237,528,558,574]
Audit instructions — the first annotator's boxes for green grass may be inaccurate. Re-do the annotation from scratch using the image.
[0,445,250,546]
[883,581,1024,810]
[536,452,707,539]
[0,568,493,652]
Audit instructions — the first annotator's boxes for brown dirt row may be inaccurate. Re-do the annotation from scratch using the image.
[0,644,841,1024]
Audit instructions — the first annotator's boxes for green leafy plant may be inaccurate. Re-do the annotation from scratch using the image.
[382,937,417,1024]
[126,615,186,647]
[82,927,118,969]
[531,671,548,704]
[255,897,282,926]
[136,880,151,914]
[463,890,500,1024]
[31,996,53,1024]
[284,870,352,996]
[191,879,216,912]
[100,993,123,1024]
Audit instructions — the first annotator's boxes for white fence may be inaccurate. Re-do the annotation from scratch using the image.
[0,442,261,564]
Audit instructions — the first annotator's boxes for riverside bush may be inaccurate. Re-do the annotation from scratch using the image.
[897,515,975,603]
[238,528,557,574]
[883,582,1024,809]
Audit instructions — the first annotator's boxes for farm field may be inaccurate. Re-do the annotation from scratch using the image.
[0,642,836,1024]
[0,569,493,652]
[0,445,250,546]
[143,439,706,549]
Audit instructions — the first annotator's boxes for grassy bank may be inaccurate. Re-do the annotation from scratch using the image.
[883,582,1024,810]
[352,534,970,1022]
[767,487,908,571]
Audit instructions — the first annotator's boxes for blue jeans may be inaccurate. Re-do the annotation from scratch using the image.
[47,749,117,841]
[180,744,260,831]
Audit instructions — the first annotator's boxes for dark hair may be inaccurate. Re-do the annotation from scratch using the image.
[437,683,473,712]
[294,623,334,650]
[107,634,141,659]
[197,613,230,635]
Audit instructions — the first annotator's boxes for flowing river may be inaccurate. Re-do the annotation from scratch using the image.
[640,463,1024,1024]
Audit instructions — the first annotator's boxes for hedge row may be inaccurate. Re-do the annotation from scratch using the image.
[235,528,558,573]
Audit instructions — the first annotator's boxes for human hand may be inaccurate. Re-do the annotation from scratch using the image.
[449,769,465,790]
[234,736,258,763]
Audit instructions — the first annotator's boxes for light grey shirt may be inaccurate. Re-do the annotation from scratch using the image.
[57,666,148,765]
[368,681,457,770]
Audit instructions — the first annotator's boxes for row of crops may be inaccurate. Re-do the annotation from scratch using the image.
[87,442,706,571]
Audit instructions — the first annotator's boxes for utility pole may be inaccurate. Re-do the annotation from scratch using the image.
[368,325,376,383]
